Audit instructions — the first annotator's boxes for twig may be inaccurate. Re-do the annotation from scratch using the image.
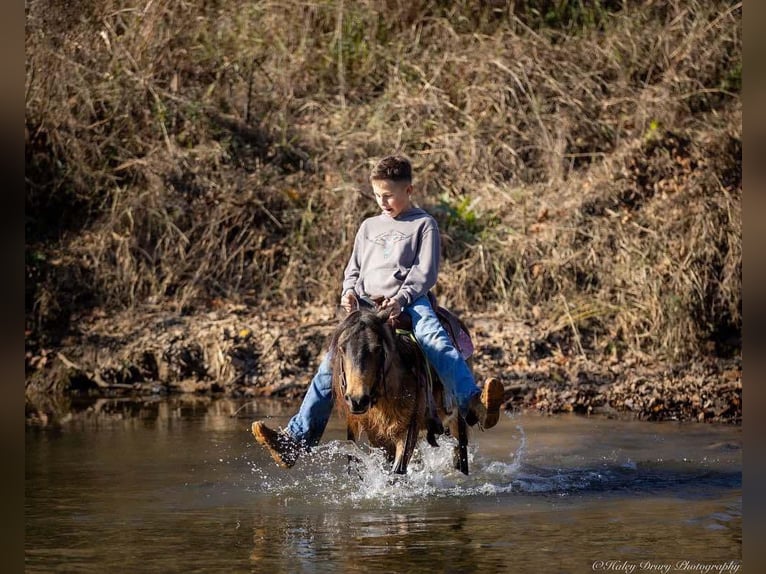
[559,295,586,359]
[230,401,255,417]
[336,0,345,109]
[56,352,113,389]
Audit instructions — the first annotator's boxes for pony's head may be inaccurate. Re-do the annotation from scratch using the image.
[330,308,397,414]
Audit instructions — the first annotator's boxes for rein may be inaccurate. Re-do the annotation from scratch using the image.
[337,351,347,394]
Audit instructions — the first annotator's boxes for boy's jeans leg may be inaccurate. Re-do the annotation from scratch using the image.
[406,296,479,416]
[285,352,334,447]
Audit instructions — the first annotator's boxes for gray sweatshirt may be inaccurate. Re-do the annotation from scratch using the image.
[341,207,440,308]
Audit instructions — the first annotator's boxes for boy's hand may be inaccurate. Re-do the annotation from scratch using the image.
[381,297,402,318]
[341,291,358,313]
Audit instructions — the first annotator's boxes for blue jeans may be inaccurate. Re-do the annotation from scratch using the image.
[285,295,480,447]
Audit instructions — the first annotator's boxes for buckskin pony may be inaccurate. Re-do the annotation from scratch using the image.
[330,306,470,475]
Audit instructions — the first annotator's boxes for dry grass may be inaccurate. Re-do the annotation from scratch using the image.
[26,0,741,362]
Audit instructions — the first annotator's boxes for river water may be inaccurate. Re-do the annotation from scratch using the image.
[25,397,742,573]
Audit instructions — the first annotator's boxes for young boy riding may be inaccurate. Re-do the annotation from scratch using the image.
[252,154,505,467]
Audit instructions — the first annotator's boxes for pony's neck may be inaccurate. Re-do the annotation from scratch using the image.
[382,356,406,397]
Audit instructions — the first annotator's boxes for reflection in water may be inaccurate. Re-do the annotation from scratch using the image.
[246,496,485,573]
[26,398,742,573]
[26,394,288,430]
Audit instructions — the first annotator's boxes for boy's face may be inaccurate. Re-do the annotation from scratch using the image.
[371,179,412,218]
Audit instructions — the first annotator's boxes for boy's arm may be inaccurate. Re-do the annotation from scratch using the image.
[392,219,440,308]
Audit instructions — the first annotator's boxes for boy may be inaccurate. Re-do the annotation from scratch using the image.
[252,155,504,467]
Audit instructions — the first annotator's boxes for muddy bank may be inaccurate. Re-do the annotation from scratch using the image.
[25,304,741,426]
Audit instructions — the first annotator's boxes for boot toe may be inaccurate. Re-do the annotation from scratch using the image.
[480,378,505,429]
[252,421,301,468]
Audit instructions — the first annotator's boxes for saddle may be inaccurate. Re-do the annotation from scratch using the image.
[357,292,474,359]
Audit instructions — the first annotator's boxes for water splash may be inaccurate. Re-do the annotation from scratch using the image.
[246,416,741,507]
[248,424,532,505]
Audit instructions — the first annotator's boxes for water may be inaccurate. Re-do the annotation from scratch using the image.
[26,398,742,573]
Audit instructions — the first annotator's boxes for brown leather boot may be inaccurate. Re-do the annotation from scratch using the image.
[251,421,302,468]
[480,377,505,428]
[466,378,505,429]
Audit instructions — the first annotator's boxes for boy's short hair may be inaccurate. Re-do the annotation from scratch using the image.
[370,155,412,184]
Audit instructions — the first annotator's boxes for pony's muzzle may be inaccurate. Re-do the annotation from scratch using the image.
[345,393,371,414]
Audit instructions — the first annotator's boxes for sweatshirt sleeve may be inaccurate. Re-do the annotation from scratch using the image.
[394,217,440,308]
[341,222,365,297]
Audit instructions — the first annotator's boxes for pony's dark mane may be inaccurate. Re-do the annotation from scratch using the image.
[330,309,392,356]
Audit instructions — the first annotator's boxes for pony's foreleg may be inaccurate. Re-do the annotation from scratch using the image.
[451,415,469,475]
[346,420,363,478]
[392,416,419,475]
